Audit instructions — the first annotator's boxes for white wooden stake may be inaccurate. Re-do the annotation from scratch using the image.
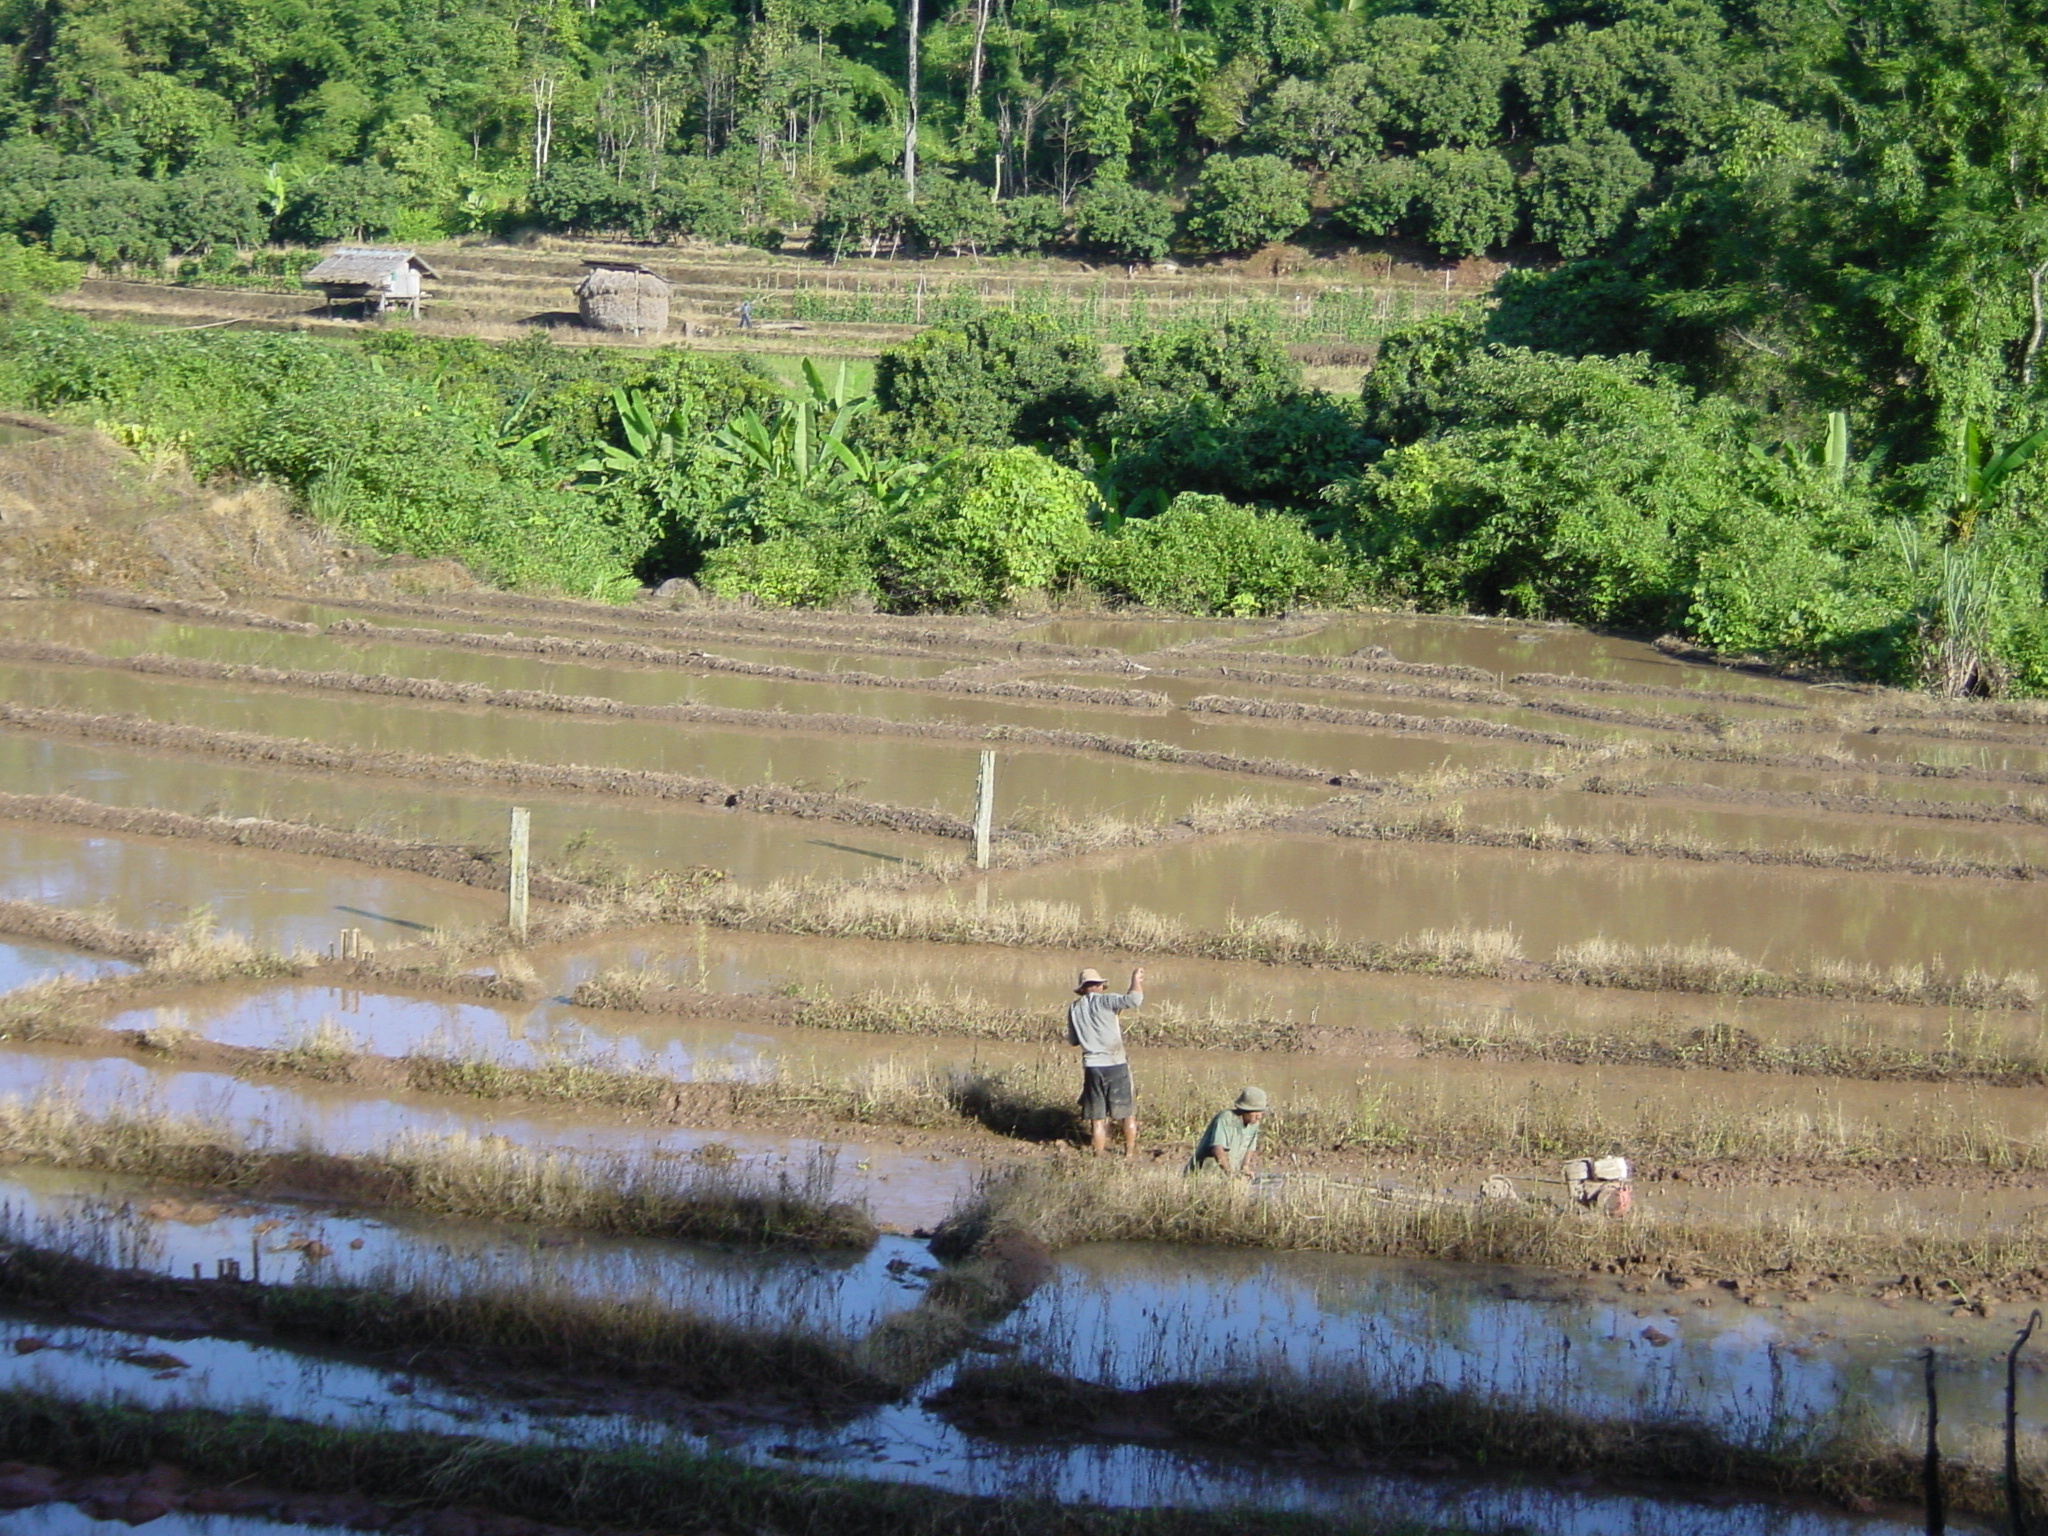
[508,806,531,942]
[973,750,996,870]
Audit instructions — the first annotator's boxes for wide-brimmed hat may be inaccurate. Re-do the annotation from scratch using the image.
[1233,1086,1270,1113]
[1075,967,1105,994]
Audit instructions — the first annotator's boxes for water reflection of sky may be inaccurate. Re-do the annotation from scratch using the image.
[0,1313,1958,1536]
[0,937,129,994]
[0,1507,352,1536]
[0,1054,972,1230]
[994,1245,2048,1460]
[0,1165,927,1340]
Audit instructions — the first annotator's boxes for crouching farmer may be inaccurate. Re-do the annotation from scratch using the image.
[1187,1086,1268,1177]
[1068,966,1143,1155]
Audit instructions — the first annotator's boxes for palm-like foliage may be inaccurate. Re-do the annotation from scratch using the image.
[707,359,872,489]
[1947,418,2048,544]
[575,387,691,478]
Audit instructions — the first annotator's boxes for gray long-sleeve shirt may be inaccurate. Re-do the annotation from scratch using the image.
[1067,990,1140,1067]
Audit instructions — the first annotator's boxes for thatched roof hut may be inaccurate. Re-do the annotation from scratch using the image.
[304,247,437,316]
[576,261,669,337]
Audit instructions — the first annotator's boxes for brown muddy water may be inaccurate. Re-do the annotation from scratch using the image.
[1267,614,1819,696]
[0,820,499,952]
[0,731,948,883]
[1015,618,1284,652]
[0,603,1545,778]
[1453,788,2048,867]
[993,832,2048,980]
[545,923,2048,1063]
[0,661,1331,823]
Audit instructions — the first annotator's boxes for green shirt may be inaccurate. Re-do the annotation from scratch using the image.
[1187,1109,1261,1175]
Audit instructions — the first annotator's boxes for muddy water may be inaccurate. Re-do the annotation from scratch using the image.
[994,832,2048,980]
[0,661,1328,823]
[1816,730,2048,775]
[1644,757,2048,807]
[0,1164,928,1335]
[0,1052,970,1231]
[1458,788,2048,867]
[1268,614,1818,697]
[0,1309,1948,1535]
[1016,618,1284,652]
[1034,667,1628,744]
[0,821,500,952]
[545,922,2048,1065]
[0,938,128,994]
[1,603,1542,778]
[247,599,984,676]
[0,731,948,883]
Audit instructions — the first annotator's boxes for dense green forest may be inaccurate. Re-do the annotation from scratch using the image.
[4,0,2048,694]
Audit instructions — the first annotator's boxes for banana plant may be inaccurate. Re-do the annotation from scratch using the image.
[1947,418,2048,544]
[707,357,877,489]
[575,387,691,478]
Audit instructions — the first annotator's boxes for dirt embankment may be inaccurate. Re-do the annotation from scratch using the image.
[1586,773,2048,825]
[0,426,474,602]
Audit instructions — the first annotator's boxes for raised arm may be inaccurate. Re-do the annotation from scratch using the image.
[1127,966,1144,1004]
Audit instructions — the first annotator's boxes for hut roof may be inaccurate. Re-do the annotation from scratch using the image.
[574,260,670,297]
[304,247,439,285]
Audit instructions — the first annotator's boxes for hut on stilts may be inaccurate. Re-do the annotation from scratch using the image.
[575,261,670,338]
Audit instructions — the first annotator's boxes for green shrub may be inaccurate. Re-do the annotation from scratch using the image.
[810,171,911,258]
[909,172,1002,255]
[876,446,1096,611]
[875,311,1106,450]
[0,237,81,310]
[1000,195,1066,253]
[1184,154,1311,256]
[697,532,879,607]
[1526,134,1652,258]
[1074,181,1175,265]
[742,224,785,251]
[1087,493,1350,615]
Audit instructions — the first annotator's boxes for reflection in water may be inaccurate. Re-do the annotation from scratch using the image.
[0,938,129,995]
[0,1164,926,1338]
[0,1312,1952,1536]
[0,822,498,951]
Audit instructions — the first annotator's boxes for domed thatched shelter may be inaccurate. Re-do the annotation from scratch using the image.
[575,261,669,337]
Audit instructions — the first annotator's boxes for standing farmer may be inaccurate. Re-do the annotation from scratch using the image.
[1068,966,1143,1155]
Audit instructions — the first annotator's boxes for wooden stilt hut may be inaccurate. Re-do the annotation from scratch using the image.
[575,261,670,338]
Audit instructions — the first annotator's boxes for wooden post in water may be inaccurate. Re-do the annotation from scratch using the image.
[973,751,996,871]
[508,807,531,943]
[1925,1348,1946,1536]
[2008,1311,2040,1536]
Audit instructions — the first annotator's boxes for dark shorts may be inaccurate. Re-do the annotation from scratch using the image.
[1079,1063,1135,1121]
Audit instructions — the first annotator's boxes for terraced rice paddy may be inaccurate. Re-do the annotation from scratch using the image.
[5,587,2048,1534]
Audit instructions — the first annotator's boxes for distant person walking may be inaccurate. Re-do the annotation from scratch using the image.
[735,299,756,330]
[1068,965,1143,1156]
[1187,1086,1268,1177]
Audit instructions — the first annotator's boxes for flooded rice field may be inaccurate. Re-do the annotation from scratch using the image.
[0,730,948,883]
[995,831,2048,979]
[6,594,2048,1531]
[0,820,500,951]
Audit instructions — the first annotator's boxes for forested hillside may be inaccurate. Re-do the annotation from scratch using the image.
[3,0,2048,694]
